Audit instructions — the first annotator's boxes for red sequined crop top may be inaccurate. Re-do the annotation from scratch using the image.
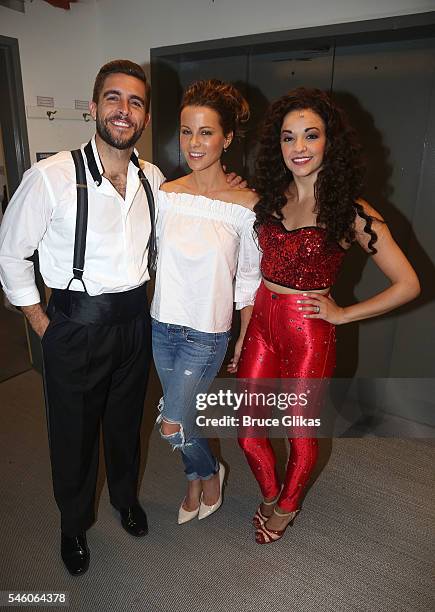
[259,220,347,290]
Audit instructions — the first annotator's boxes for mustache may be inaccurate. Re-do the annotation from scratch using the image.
[106,113,135,127]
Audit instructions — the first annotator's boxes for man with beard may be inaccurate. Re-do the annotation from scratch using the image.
[0,60,164,575]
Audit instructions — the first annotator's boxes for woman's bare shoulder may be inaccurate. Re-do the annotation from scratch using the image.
[223,187,259,210]
[159,176,191,193]
[355,198,384,221]
[354,198,388,251]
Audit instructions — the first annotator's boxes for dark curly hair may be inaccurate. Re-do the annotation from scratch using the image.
[254,87,379,252]
[180,79,250,142]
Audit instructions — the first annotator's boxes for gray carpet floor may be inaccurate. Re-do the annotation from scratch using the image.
[0,369,433,612]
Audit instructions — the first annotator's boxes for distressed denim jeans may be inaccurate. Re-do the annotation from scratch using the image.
[152,319,230,480]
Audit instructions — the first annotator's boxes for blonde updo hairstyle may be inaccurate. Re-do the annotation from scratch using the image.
[180,79,250,144]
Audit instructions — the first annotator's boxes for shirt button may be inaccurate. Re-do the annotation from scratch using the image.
[271,294,277,299]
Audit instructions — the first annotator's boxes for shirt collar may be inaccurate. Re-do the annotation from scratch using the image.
[82,135,140,187]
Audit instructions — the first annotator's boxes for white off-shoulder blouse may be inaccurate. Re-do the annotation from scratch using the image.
[150,190,262,333]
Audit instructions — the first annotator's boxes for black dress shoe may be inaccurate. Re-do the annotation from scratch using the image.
[120,503,148,537]
[61,532,90,576]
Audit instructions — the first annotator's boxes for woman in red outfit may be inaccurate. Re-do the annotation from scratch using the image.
[229,88,420,544]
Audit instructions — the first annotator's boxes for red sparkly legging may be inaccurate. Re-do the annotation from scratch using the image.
[237,282,336,512]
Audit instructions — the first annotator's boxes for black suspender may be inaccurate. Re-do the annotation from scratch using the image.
[130,151,157,271]
[83,140,102,186]
[67,141,157,292]
[68,148,88,291]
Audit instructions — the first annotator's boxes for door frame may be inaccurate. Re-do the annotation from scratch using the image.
[151,11,435,59]
[0,35,30,193]
[0,35,43,372]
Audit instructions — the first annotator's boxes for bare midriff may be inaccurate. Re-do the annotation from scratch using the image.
[263,278,330,295]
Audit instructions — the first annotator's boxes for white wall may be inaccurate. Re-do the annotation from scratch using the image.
[1,0,101,162]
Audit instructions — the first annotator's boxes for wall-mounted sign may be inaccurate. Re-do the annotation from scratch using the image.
[37,96,55,108]
[75,99,89,110]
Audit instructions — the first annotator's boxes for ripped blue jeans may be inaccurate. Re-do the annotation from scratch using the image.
[151,319,230,481]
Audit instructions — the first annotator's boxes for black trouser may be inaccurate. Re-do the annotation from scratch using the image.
[41,286,151,536]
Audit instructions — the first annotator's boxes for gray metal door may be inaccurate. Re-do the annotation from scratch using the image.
[332,37,435,380]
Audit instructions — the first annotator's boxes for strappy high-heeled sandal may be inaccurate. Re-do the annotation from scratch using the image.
[252,494,280,528]
[255,507,299,544]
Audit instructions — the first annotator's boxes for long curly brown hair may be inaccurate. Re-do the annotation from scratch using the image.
[254,88,378,252]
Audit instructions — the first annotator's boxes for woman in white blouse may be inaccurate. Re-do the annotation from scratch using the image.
[150,79,261,523]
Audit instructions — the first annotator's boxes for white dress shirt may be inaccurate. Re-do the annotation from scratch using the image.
[0,137,164,306]
[150,191,262,333]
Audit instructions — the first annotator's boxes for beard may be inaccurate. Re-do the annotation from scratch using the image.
[96,112,143,150]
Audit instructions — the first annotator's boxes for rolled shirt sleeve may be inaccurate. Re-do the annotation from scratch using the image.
[235,217,262,310]
[0,166,53,306]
